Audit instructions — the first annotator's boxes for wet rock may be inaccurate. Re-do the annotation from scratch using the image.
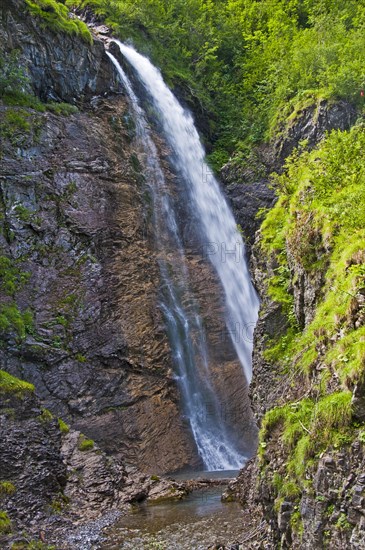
[221,146,276,250]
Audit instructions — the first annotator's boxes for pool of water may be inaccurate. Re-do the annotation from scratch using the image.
[102,482,245,549]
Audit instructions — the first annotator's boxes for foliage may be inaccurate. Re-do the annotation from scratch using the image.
[0,303,34,339]
[25,0,92,43]
[0,51,79,114]
[38,408,54,423]
[258,124,365,513]
[46,102,79,116]
[0,256,30,296]
[260,392,353,501]
[261,124,365,383]
[0,109,31,144]
[0,50,29,99]
[336,513,352,531]
[62,0,365,158]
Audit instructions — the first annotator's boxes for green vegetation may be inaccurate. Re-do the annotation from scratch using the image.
[258,122,365,517]
[0,51,79,116]
[63,0,365,160]
[50,493,70,513]
[2,2,364,161]
[0,510,11,534]
[336,513,352,531]
[37,408,54,423]
[260,392,353,479]
[46,102,79,116]
[0,50,30,103]
[58,418,70,434]
[0,482,16,497]
[25,0,92,43]
[261,124,365,382]
[0,370,34,397]
[0,256,30,296]
[0,303,34,339]
[0,109,31,145]
[77,434,95,451]
[290,509,303,535]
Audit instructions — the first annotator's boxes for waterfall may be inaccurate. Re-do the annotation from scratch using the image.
[107,45,259,471]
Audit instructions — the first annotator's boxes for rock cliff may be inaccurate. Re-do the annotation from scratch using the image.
[1,0,200,476]
[223,98,363,549]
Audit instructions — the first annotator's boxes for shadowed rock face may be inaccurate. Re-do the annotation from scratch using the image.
[0,0,117,103]
[0,0,199,472]
[0,391,67,524]
[0,95,200,474]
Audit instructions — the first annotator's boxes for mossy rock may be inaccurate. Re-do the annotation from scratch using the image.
[77,435,94,452]
[0,370,34,397]
[0,481,16,497]
[0,510,11,534]
[58,418,70,434]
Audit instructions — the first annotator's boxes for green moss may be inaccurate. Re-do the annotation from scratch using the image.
[150,475,160,482]
[261,392,353,494]
[0,256,31,296]
[75,353,87,363]
[46,102,79,116]
[14,205,33,223]
[0,481,16,497]
[0,303,34,339]
[51,493,70,513]
[0,510,11,534]
[58,418,70,434]
[55,315,68,327]
[77,435,94,451]
[290,509,304,535]
[0,370,34,397]
[38,408,54,423]
[25,0,92,43]
[0,108,31,145]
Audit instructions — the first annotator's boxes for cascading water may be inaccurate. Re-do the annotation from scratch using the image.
[107,44,259,471]
[112,41,259,383]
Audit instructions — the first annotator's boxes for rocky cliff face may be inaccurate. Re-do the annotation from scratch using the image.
[223,99,363,549]
[1,0,200,476]
[0,0,115,103]
[0,374,190,549]
[0,3,258,545]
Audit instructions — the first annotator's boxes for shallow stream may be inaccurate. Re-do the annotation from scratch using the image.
[102,472,245,549]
